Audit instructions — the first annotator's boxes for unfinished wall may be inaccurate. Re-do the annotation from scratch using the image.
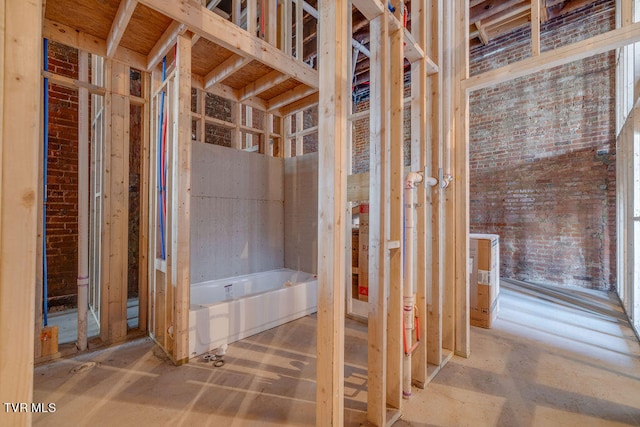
[284,153,318,274]
[469,0,616,289]
[190,142,284,283]
[46,41,79,309]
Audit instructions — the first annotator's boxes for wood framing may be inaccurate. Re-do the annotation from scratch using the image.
[410,0,429,389]
[531,0,541,56]
[367,11,390,427]
[453,0,470,358]
[0,2,42,425]
[316,0,348,425]
[464,20,640,91]
[387,23,404,410]
[173,33,192,363]
[138,0,319,89]
[106,0,138,58]
[101,60,130,344]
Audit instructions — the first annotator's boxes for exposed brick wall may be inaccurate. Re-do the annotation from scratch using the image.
[46,41,79,309]
[469,0,616,289]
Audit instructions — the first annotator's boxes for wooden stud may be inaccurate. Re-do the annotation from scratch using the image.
[247,0,257,35]
[280,0,292,54]
[427,0,444,369]
[107,0,138,58]
[275,92,318,117]
[295,112,304,156]
[367,12,389,427]
[283,115,292,157]
[410,0,429,389]
[295,0,303,59]
[454,0,470,359]
[138,70,151,333]
[387,23,404,410]
[102,60,130,344]
[232,0,241,26]
[531,0,541,56]
[265,0,278,44]
[0,1,42,421]
[172,33,192,363]
[316,0,348,425]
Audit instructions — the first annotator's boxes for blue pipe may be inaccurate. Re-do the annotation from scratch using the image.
[43,38,49,326]
[157,57,167,260]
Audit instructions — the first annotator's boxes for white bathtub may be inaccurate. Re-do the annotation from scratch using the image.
[188,268,317,357]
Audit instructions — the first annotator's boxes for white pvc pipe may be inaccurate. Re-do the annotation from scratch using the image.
[77,50,89,351]
[403,171,422,398]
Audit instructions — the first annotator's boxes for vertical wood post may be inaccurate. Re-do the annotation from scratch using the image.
[173,33,192,363]
[367,11,390,427]
[316,0,348,425]
[453,0,470,358]
[0,1,43,424]
[410,0,429,387]
[387,24,404,409]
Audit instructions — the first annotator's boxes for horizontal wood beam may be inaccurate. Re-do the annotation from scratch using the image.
[274,92,318,116]
[267,85,317,111]
[107,0,138,58]
[44,19,146,70]
[204,54,252,88]
[42,70,107,96]
[464,22,640,91]
[191,73,268,111]
[138,0,319,89]
[238,70,290,101]
[470,0,525,23]
[146,20,187,71]
[352,0,385,21]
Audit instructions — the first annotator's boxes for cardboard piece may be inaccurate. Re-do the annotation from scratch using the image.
[469,234,500,328]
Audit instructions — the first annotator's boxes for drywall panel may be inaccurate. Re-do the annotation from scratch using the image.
[191,142,284,282]
[284,153,318,274]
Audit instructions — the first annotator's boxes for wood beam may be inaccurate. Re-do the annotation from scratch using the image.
[101,60,130,345]
[138,0,319,89]
[464,21,640,91]
[0,1,42,423]
[367,11,389,427]
[174,33,192,363]
[44,19,146,70]
[267,85,317,111]
[353,0,385,21]
[107,0,138,58]
[469,0,525,23]
[316,0,348,424]
[146,21,187,71]
[475,21,489,45]
[454,0,470,359]
[531,0,541,56]
[275,92,318,117]
[387,25,404,410]
[410,0,429,389]
[238,70,289,101]
[204,54,251,89]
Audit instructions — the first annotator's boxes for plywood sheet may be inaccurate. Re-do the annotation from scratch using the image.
[191,38,235,76]
[258,78,300,101]
[120,3,174,55]
[222,61,274,90]
[45,0,119,41]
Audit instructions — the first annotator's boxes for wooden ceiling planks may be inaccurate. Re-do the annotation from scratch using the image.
[257,78,300,101]
[221,60,275,90]
[191,38,235,77]
[45,0,120,41]
[120,3,173,55]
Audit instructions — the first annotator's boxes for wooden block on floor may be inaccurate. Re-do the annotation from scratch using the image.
[41,325,59,356]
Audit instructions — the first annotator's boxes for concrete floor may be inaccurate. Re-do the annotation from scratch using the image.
[33,281,640,426]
